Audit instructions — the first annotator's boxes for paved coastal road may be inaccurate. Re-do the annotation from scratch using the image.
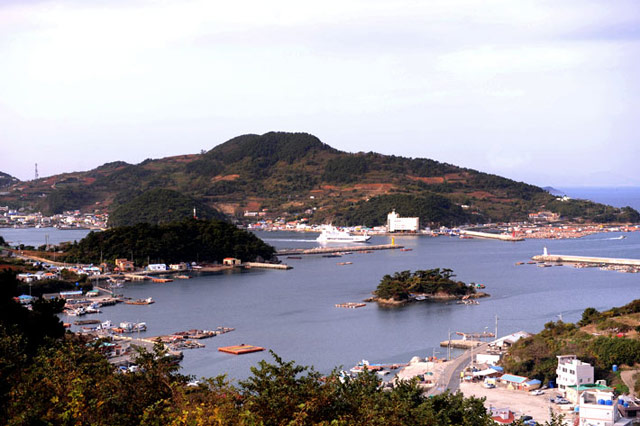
[425,343,489,396]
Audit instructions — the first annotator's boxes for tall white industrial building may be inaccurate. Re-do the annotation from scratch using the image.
[387,210,419,232]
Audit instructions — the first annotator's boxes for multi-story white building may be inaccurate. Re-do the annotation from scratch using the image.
[578,389,632,426]
[556,355,594,395]
[387,210,419,233]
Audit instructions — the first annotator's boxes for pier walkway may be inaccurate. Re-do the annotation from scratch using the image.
[532,254,640,266]
[459,230,524,242]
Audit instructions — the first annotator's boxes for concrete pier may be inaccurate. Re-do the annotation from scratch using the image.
[531,254,640,267]
[459,230,524,242]
[277,243,404,256]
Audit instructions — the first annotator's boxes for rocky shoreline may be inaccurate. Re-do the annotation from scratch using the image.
[366,291,489,307]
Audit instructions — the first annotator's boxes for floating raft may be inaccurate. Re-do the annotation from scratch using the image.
[335,302,366,308]
[74,319,101,325]
[218,344,265,355]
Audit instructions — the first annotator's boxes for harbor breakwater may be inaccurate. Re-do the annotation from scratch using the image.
[532,254,640,266]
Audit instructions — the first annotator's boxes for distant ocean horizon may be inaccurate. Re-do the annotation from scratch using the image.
[559,186,640,212]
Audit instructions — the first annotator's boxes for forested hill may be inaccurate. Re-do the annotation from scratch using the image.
[108,189,226,227]
[0,171,19,188]
[1,132,638,225]
[64,219,275,265]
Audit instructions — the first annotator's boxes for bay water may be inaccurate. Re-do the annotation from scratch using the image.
[3,227,639,382]
[1,186,639,382]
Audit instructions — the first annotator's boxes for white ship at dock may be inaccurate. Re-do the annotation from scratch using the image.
[316,225,371,243]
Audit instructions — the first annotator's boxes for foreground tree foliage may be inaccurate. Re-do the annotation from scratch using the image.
[63,218,276,265]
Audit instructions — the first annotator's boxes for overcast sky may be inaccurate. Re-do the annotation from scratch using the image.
[1,0,639,186]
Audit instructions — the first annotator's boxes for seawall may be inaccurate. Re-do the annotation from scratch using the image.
[532,254,640,266]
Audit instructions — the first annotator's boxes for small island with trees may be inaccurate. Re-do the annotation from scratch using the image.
[370,268,488,306]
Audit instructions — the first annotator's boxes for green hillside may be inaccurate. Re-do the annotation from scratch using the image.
[0,171,19,188]
[1,132,637,225]
[108,189,226,227]
[64,219,275,265]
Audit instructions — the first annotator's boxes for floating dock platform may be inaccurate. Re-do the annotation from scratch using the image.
[532,254,640,267]
[243,262,292,270]
[335,302,366,308]
[277,244,404,256]
[459,230,524,242]
[218,344,265,355]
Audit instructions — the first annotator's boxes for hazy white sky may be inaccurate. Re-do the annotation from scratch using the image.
[1,0,639,186]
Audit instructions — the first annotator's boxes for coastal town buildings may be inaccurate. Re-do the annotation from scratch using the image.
[386,210,419,233]
[556,355,594,396]
[0,207,107,230]
[578,389,632,426]
[115,258,135,272]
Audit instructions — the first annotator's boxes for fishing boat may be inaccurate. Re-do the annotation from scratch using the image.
[67,307,86,316]
[117,321,147,333]
[85,302,102,314]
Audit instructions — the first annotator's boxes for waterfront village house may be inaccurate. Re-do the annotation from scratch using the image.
[476,352,502,365]
[497,373,530,390]
[386,210,420,233]
[169,262,188,270]
[556,355,594,396]
[223,257,242,266]
[490,408,515,425]
[618,397,640,420]
[491,331,531,350]
[59,290,84,299]
[528,211,560,222]
[578,389,632,426]
[566,383,613,405]
[115,258,134,272]
[147,263,167,272]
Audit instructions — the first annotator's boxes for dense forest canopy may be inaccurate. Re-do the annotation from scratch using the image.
[108,188,226,227]
[64,218,275,265]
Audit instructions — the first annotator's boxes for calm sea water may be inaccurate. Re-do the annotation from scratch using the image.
[560,187,640,211]
[4,228,638,382]
[1,189,639,382]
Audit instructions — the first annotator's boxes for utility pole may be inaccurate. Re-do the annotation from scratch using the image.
[34,163,39,180]
[495,315,499,340]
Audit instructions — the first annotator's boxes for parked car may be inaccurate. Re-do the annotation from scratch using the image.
[482,382,496,389]
[529,389,545,396]
[556,398,570,404]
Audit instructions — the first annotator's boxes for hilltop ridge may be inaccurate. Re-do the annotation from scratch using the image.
[1,132,637,226]
[0,172,19,188]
